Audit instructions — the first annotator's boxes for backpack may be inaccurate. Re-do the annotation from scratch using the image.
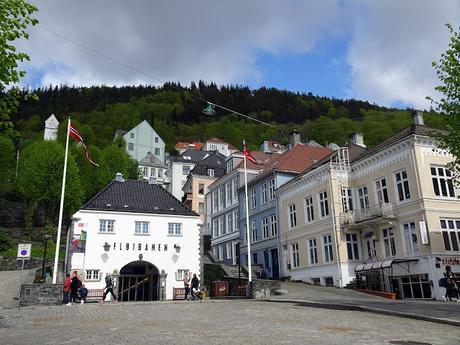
[439,277,447,288]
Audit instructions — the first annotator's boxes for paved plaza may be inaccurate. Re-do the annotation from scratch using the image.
[0,300,458,345]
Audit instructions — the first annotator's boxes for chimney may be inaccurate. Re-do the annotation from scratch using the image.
[412,111,424,125]
[115,172,125,182]
[149,176,157,184]
[351,133,366,148]
[290,130,301,147]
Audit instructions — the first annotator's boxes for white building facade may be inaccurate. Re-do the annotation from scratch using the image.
[68,175,200,301]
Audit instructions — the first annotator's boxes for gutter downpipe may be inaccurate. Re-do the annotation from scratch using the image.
[329,166,343,288]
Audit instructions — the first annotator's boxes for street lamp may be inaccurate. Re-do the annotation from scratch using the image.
[41,234,52,281]
[103,242,111,252]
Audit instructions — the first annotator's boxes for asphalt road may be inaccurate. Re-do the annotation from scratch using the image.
[0,300,458,345]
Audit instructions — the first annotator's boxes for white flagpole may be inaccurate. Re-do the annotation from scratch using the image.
[52,118,71,284]
[243,139,252,283]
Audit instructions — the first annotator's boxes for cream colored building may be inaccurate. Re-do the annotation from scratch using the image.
[277,113,460,299]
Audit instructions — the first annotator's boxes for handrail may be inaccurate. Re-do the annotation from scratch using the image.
[340,203,396,226]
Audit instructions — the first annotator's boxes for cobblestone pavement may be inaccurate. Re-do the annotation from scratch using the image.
[269,282,460,325]
[0,300,458,345]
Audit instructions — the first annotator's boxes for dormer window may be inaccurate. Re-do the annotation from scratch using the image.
[208,169,215,177]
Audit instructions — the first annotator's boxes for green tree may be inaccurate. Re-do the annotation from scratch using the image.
[17,140,84,224]
[0,135,16,188]
[429,24,460,179]
[0,0,38,137]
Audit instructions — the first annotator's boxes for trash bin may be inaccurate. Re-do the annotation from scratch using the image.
[211,281,229,297]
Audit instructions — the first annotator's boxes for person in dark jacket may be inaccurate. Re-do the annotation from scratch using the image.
[100,273,117,303]
[191,274,200,300]
[70,271,81,303]
[79,284,89,304]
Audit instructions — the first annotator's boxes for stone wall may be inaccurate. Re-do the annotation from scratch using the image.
[20,283,63,306]
[249,279,281,299]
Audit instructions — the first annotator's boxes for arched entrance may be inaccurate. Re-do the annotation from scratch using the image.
[118,260,159,302]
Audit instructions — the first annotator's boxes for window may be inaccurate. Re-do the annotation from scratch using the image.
[234,210,239,231]
[269,179,276,200]
[207,169,215,177]
[324,277,334,286]
[341,188,353,212]
[270,215,277,236]
[364,231,376,258]
[154,147,160,156]
[219,186,225,209]
[176,269,189,281]
[358,186,369,210]
[142,166,148,177]
[252,252,258,265]
[251,220,257,242]
[382,227,396,257]
[288,204,297,228]
[198,202,204,214]
[402,221,419,254]
[155,137,159,143]
[168,223,182,236]
[441,219,460,251]
[219,216,224,236]
[318,191,329,217]
[99,219,115,233]
[198,183,205,195]
[323,234,333,262]
[395,170,411,201]
[150,167,157,177]
[226,213,232,234]
[212,190,218,212]
[233,178,238,201]
[130,133,134,139]
[226,183,232,205]
[261,183,268,204]
[305,196,314,222]
[227,160,233,173]
[128,142,134,151]
[212,218,218,238]
[262,217,269,238]
[218,245,223,261]
[291,242,300,268]
[226,242,232,260]
[135,221,149,234]
[85,269,100,281]
[346,233,359,260]
[375,178,389,204]
[182,165,191,175]
[431,166,455,198]
[250,189,257,209]
[308,238,318,265]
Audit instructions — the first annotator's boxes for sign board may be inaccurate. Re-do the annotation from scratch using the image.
[419,221,429,245]
[17,244,31,259]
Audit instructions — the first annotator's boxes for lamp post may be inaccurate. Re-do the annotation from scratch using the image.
[41,234,52,281]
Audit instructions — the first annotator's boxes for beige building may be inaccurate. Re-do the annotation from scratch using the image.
[277,113,460,299]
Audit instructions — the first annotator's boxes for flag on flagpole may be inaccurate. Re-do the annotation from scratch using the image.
[242,142,257,164]
[69,122,99,166]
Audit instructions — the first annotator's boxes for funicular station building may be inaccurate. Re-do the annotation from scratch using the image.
[68,173,200,301]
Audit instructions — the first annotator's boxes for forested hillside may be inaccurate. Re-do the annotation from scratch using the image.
[13,83,446,152]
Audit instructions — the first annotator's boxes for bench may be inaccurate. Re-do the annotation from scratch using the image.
[86,289,104,302]
[173,288,186,300]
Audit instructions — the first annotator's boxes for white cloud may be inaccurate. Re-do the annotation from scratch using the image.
[19,0,341,87]
[345,0,460,109]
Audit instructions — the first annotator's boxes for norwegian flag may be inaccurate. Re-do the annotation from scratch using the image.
[242,140,257,164]
[69,122,99,166]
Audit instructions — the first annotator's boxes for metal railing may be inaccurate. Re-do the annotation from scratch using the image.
[339,203,396,226]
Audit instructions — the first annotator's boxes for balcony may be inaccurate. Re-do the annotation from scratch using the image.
[340,203,397,227]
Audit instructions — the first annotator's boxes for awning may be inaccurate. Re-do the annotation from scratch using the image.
[354,258,419,273]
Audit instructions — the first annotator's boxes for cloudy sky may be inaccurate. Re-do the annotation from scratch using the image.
[17,0,460,109]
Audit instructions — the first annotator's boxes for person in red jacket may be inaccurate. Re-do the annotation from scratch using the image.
[63,273,71,305]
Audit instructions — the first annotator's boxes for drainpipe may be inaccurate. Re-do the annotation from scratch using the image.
[329,168,343,287]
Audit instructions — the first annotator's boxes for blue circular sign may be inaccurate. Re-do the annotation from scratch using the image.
[21,249,28,255]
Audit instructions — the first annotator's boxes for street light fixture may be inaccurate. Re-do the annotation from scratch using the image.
[103,242,111,252]
[41,234,52,281]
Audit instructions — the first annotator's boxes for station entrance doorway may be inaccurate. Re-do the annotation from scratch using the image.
[118,260,159,302]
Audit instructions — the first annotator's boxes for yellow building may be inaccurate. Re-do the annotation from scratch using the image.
[277,112,460,299]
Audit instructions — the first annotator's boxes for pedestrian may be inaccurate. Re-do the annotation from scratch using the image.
[100,273,116,303]
[191,273,200,300]
[70,271,81,304]
[183,273,191,300]
[443,266,458,301]
[63,273,71,305]
[79,283,89,304]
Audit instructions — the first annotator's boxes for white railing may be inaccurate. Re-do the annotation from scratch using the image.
[340,203,396,226]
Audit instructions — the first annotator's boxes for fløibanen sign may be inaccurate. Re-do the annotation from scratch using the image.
[112,242,170,252]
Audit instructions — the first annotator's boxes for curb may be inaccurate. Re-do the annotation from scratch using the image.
[262,298,460,327]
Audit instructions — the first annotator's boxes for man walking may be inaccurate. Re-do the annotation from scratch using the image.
[183,273,191,300]
[100,273,117,303]
[70,271,81,303]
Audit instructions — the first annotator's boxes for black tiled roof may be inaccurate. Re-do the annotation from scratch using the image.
[170,149,208,163]
[82,179,198,216]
